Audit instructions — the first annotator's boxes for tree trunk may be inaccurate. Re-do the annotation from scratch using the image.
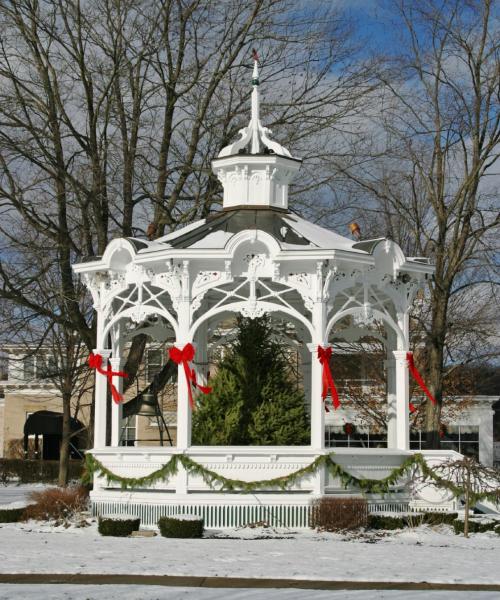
[58,392,71,487]
[425,286,448,449]
[464,466,471,538]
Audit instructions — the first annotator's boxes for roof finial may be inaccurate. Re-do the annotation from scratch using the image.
[216,49,292,158]
[250,49,260,153]
[252,48,259,85]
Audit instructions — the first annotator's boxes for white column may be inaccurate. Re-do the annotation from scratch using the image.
[386,357,397,448]
[176,355,191,449]
[109,357,124,447]
[308,342,325,451]
[393,350,410,450]
[386,329,397,448]
[307,342,326,495]
[176,259,192,451]
[478,407,494,466]
[93,348,111,449]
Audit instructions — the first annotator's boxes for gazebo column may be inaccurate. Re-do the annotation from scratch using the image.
[309,294,327,495]
[110,357,124,447]
[393,350,410,450]
[386,357,397,448]
[386,330,397,448]
[308,342,325,451]
[175,262,192,495]
[175,348,191,451]
[93,348,111,448]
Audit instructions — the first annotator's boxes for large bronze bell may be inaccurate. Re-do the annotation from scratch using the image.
[135,392,158,417]
[120,391,173,446]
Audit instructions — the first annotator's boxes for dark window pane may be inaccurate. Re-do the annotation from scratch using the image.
[441,440,460,453]
[460,443,479,459]
[146,349,163,381]
[24,356,35,380]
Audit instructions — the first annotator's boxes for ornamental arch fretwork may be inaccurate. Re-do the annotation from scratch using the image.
[189,300,314,343]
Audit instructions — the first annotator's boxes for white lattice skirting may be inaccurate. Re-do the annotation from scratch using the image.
[91,495,410,528]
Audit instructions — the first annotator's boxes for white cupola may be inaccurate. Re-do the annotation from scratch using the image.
[212,57,302,210]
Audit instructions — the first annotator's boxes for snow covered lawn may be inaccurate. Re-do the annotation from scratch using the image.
[0,484,47,506]
[0,519,499,585]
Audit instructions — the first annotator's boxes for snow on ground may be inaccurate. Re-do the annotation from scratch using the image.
[0,484,46,505]
[0,586,498,600]
[0,519,499,585]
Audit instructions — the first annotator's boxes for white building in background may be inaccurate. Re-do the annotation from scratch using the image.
[324,396,498,467]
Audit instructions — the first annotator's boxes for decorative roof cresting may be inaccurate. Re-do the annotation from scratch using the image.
[218,52,292,158]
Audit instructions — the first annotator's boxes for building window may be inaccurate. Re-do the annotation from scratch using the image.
[146,349,163,381]
[121,417,136,447]
[325,425,387,449]
[441,425,479,459]
[411,426,479,460]
[22,354,57,381]
[37,355,58,379]
[23,356,36,381]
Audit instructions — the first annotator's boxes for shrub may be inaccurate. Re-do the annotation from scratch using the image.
[0,506,30,523]
[452,518,499,535]
[158,514,204,538]
[310,497,368,531]
[98,514,140,537]
[0,459,84,483]
[420,512,458,526]
[368,514,406,530]
[24,485,89,521]
[495,524,500,536]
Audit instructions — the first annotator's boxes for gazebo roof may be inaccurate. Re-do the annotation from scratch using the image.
[74,57,432,276]
[141,206,366,253]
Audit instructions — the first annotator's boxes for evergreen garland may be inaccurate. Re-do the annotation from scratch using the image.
[83,451,500,503]
[85,452,420,494]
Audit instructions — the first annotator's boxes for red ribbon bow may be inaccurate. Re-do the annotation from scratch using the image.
[88,353,128,404]
[169,343,212,410]
[317,346,340,410]
[407,352,436,406]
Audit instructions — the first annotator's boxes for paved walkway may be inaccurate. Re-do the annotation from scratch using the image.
[0,574,500,591]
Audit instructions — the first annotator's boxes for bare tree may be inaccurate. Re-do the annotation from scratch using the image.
[0,0,376,480]
[331,0,500,447]
[423,456,500,537]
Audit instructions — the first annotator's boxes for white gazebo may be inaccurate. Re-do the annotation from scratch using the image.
[74,60,460,527]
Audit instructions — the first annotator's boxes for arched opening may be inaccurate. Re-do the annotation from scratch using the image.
[322,285,412,451]
[325,315,390,449]
[101,309,179,448]
[189,308,312,447]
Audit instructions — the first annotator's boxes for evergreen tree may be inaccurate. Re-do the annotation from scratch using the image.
[192,315,310,445]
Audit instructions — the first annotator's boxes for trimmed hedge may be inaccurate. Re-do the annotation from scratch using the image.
[452,518,500,535]
[368,514,406,530]
[0,459,84,483]
[98,515,140,537]
[158,515,204,538]
[0,506,30,523]
[420,512,458,526]
[368,512,459,530]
